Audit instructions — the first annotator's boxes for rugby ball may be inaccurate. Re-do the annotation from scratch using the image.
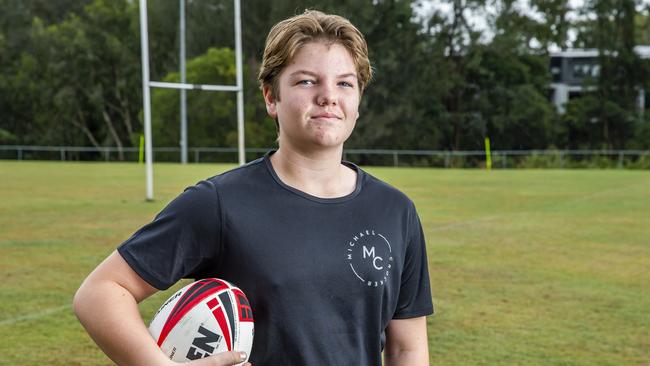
[148,278,254,362]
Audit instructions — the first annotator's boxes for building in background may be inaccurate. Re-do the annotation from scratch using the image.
[549,46,650,115]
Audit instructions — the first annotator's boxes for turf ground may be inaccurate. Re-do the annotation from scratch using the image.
[1,161,649,365]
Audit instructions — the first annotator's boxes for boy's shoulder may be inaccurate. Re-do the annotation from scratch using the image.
[206,155,269,186]
[357,167,416,209]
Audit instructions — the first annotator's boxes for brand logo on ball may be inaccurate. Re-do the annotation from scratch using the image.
[186,326,222,360]
[346,229,393,287]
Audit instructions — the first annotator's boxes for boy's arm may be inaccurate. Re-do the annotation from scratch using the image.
[73,250,173,365]
[383,316,429,366]
[73,251,248,366]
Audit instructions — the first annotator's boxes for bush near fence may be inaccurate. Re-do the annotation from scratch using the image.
[516,150,650,169]
[1,145,649,169]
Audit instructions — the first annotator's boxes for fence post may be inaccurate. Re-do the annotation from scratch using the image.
[617,152,623,169]
[560,152,565,169]
[60,148,65,161]
[444,153,450,168]
[501,153,507,169]
[393,152,398,167]
[195,149,199,163]
[18,148,23,160]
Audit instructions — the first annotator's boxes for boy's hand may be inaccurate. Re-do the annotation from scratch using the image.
[182,351,251,366]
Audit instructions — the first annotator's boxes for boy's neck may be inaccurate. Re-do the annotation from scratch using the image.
[270,144,357,199]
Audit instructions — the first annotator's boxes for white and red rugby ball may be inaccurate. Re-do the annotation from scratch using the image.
[148,278,254,362]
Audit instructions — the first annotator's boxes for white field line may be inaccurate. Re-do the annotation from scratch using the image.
[0,304,70,326]
[428,215,504,232]
[1,181,646,326]
[553,181,649,207]
[427,180,649,232]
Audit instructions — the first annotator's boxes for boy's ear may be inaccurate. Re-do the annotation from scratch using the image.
[263,85,277,119]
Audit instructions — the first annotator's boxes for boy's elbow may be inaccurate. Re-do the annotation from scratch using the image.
[73,279,98,324]
[72,283,88,321]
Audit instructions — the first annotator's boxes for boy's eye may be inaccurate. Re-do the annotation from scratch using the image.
[297,79,315,85]
[339,81,354,88]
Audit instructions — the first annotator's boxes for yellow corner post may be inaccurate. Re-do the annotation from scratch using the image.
[484,137,492,170]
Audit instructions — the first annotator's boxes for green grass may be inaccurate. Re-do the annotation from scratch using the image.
[1,161,649,365]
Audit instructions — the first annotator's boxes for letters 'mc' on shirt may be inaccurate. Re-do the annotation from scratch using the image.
[118,151,434,365]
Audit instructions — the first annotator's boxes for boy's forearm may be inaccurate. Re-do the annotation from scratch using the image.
[383,316,429,366]
[74,278,170,366]
[384,349,429,366]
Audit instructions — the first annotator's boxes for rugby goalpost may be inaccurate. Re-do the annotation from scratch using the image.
[139,0,245,201]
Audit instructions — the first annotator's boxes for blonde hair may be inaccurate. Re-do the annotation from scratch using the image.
[258,10,373,101]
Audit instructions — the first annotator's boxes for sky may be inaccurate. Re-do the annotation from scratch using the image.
[413,0,650,51]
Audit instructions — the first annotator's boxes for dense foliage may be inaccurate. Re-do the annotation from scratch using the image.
[1,0,649,158]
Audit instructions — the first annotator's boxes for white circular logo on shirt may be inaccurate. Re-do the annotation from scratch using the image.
[346,229,393,287]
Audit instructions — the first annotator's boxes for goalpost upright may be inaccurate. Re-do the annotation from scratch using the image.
[139,0,245,201]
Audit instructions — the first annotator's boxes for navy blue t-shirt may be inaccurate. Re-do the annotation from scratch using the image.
[119,152,433,365]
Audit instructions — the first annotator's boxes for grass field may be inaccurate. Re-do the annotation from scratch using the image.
[1,161,649,365]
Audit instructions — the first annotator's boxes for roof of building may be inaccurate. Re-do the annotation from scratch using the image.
[550,46,650,59]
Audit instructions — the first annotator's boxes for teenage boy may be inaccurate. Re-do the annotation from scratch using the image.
[74,10,433,365]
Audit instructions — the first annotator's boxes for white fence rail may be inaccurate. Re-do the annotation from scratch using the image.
[1,145,649,168]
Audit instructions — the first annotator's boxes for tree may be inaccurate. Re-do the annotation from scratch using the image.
[569,0,646,149]
[475,0,560,149]
[0,0,93,146]
[2,0,647,156]
[23,0,142,158]
[529,0,572,51]
[152,47,238,148]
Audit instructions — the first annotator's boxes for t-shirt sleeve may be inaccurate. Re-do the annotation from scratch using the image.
[393,203,434,319]
[117,180,222,290]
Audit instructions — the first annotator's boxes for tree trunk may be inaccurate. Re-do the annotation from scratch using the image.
[115,83,134,138]
[70,119,101,149]
[70,111,107,160]
[102,109,124,160]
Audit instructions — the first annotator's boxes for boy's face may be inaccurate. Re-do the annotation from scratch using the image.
[263,41,360,151]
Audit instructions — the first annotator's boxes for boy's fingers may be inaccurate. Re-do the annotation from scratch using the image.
[187,351,248,365]
[208,351,247,365]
